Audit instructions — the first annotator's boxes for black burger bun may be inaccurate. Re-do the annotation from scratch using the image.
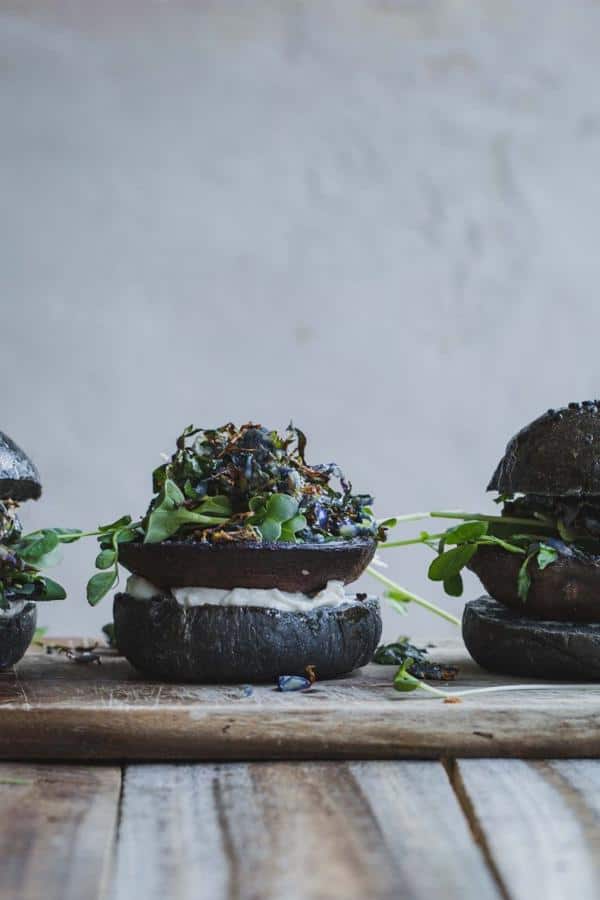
[0,431,42,502]
[0,603,37,669]
[488,401,600,497]
[469,544,600,622]
[117,538,376,593]
[113,592,382,683]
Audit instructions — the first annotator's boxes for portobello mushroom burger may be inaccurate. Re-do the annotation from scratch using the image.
[462,401,600,677]
[385,402,600,678]
[0,431,71,668]
[87,423,383,682]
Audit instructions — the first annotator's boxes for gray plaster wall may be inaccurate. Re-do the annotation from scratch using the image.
[1,0,599,638]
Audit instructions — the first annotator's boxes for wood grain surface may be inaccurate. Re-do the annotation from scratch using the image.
[3,758,600,900]
[454,759,600,900]
[110,761,499,900]
[0,763,120,900]
[2,641,600,760]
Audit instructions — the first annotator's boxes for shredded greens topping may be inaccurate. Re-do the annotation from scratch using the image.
[84,422,383,605]
[0,502,78,609]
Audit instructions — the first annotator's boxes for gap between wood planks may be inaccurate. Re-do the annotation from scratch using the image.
[4,758,600,900]
[444,758,512,900]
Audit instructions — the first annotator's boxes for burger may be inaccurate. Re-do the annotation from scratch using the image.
[86,423,383,682]
[0,430,70,668]
[463,401,600,677]
[384,401,600,678]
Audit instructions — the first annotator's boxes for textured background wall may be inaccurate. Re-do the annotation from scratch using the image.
[1,0,600,637]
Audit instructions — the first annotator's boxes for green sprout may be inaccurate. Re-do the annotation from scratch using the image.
[393,658,580,702]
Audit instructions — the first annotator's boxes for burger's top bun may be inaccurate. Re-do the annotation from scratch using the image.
[0,431,41,501]
[488,401,600,497]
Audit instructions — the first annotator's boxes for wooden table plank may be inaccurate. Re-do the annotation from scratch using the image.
[1,642,600,759]
[110,761,500,900]
[0,763,121,900]
[453,759,600,900]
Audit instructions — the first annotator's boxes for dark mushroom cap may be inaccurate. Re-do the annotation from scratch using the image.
[469,544,600,622]
[118,538,376,592]
[488,401,600,496]
[463,597,600,680]
[0,431,42,501]
[0,603,37,669]
[113,592,382,683]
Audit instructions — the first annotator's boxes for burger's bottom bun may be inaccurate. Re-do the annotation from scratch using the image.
[113,593,382,683]
[0,602,36,670]
[463,596,600,679]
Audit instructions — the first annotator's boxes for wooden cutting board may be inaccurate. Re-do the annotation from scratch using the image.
[1,640,600,760]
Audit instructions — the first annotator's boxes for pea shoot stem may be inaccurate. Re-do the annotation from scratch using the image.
[381,511,555,530]
[366,566,461,626]
[429,511,554,529]
[378,512,430,524]
[396,680,592,701]
[379,533,445,549]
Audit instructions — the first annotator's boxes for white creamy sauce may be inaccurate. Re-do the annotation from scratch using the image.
[125,575,353,612]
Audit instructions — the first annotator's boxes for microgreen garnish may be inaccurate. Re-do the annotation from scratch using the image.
[86,516,141,606]
[248,494,307,542]
[81,422,384,605]
[392,657,580,702]
[366,566,461,626]
[376,508,576,604]
[373,638,459,681]
[0,508,84,609]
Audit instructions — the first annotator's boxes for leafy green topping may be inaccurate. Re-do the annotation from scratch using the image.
[378,504,580,604]
[82,422,381,605]
[0,509,81,609]
[146,422,381,545]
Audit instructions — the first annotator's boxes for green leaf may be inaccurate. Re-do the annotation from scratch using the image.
[517,553,534,601]
[51,528,85,544]
[378,517,398,528]
[115,527,139,545]
[144,477,230,543]
[32,546,63,570]
[428,544,477,582]
[265,494,298,523]
[258,518,282,541]
[17,530,60,564]
[443,521,488,544]
[279,514,308,542]
[36,577,67,601]
[249,496,266,513]
[87,569,118,606]
[443,574,464,597]
[537,543,559,571]
[393,658,420,693]
[164,479,185,507]
[144,506,229,544]
[385,589,410,615]
[96,549,117,570]
[98,515,132,533]
[198,495,232,516]
[143,508,183,543]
